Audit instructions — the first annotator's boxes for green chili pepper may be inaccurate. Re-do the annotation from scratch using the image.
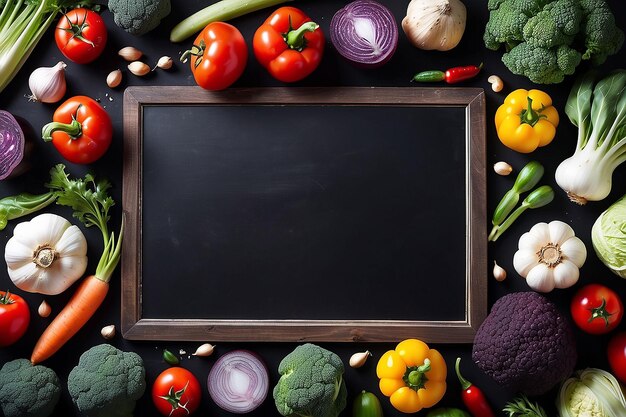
[489,185,554,241]
[492,161,544,226]
[163,349,180,365]
[0,191,57,230]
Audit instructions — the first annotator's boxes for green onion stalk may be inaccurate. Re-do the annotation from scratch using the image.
[0,0,93,94]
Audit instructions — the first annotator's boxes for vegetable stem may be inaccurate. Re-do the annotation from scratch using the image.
[41,117,82,141]
[170,0,294,42]
[490,186,554,241]
[285,21,318,51]
[0,191,57,230]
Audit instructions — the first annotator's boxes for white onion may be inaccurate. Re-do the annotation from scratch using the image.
[208,350,269,413]
[330,0,398,67]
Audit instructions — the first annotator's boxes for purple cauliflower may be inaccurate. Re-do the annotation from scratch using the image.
[472,292,576,395]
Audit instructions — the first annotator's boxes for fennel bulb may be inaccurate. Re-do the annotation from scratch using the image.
[555,70,626,204]
[0,0,93,94]
[592,194,626,278]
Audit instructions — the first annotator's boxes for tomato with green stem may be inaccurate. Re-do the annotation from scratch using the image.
[41,95,113,165]
[152,367,201,417]
[181,22,247,91]
[0,290,30,347]
[55,8,107,64]
[570,284,623,334]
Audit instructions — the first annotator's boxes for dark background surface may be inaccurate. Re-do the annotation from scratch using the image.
[0,0,625,416]
[141,104,467,321]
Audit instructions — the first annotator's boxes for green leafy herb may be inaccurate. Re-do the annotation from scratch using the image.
[46,164,122,283]
[503,395,548,417]
[0,192,56,230]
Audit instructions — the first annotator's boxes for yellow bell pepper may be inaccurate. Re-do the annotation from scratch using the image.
[376,339,447,413]
[495,89,559,153]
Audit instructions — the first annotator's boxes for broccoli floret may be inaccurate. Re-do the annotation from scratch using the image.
[0,359,61,417]
[523,0,582,48]
[484,0,623,83]
[484,0,535,50]
[273,343,347,417]
[578,0,625,65]
[67,344,146,417]
[472,292,577,396]
[108,0,171,36]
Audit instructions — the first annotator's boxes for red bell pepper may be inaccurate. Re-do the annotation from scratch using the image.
[253,6,325,83]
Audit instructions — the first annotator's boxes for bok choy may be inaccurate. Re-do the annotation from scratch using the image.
[555,70,626,204]
[0,0,92,94]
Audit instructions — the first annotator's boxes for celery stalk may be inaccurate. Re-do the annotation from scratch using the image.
[170,0,294,43]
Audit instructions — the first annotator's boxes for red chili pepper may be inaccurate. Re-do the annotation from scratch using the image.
[455,357,496,417]
[412,63,483,84]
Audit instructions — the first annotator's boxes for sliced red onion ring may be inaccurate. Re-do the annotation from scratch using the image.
[330,0,398,67]
[208,350,269,413]
[0,111,30,180]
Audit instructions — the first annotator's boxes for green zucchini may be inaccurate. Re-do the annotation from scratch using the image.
[426,407,471,417]
[352,391,384,417]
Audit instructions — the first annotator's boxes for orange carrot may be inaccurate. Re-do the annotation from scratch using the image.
[30,166,123,364]
[31,276,109,364]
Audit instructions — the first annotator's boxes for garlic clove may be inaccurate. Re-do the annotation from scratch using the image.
[192,343,215,357]
[107,70,122,88]
[118,47,143,61]
[518,230,544,252]
[487,75,504,92]
[349,350,371,368]
[526,264,555,293]
[493,161,512,176]
[513,248,539,277]
[28,61,67,103]
[528,222,550,245]
[38,300,51,317]
[101,324,116,339]
[492,261,507,281]
[128,61,151,76]
[553,260,580,289]
[560,237,587,267]
[547,220,575,245]
[155,56,173,70]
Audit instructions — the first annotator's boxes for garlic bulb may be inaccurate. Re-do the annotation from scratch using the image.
[5,213,88,295]
[402,0,467,51]
[513,221,587,293]
[28,61,67,103]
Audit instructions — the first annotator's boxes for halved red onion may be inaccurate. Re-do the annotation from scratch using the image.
[330,0,398,67]
[208,350,269,413]
[0,111,31,180]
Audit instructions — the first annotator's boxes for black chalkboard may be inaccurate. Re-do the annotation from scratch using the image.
[121,87,487,343]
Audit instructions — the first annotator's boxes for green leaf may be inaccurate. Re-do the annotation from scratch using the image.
[565,72,595,149]
[591,70,626,148]
[503,395,548,417]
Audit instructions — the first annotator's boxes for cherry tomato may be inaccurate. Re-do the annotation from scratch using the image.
[42,95,113,164]
[181,22,247,91]
[608,332,626,384]
[570,284,623,334]
[152,367,201,417]
[0,291,30,347]
[55,8,107,64]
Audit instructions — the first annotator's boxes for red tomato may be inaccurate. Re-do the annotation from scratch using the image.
[42,95,113,164]
[182,22,247,91]
[0,291,30,347]
[253,7,325,82]
[152,367,201,417]
[608,332,626,384]
[55,9,107,64]
[570,284,623,334]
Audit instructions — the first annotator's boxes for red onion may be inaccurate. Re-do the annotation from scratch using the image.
[330,0,398,67]
[0,111,32,180]
[208,350,269,413]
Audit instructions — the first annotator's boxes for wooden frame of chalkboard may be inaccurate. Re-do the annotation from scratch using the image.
[121,87,486,343]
